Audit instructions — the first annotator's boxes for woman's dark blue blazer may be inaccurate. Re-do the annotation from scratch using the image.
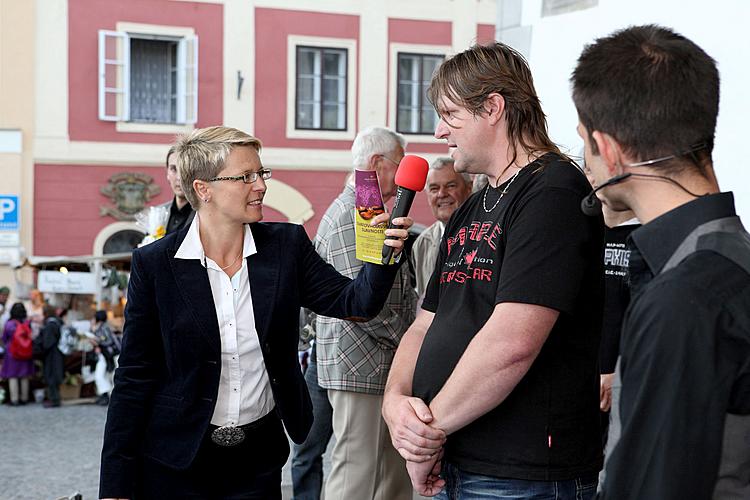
[99,221,400,498]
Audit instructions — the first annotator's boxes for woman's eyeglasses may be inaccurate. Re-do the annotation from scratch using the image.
[208,169,272,184]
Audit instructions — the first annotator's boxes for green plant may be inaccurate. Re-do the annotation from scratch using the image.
[63,372,83,386]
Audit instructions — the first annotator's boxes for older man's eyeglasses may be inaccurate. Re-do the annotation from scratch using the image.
[209,168,272,184]
[380,155,401,167]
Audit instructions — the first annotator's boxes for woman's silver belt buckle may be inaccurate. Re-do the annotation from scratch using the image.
[211,425,246,447]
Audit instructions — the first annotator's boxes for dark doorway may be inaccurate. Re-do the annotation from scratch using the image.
[102,230,145,254]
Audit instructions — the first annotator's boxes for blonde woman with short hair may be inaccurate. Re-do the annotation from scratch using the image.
[100,126,413,500]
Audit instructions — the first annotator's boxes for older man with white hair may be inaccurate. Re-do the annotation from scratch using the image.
[315,126,416,500]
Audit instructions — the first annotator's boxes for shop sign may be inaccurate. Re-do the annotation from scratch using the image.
[0,231,19,247]
[38,270,97,294]
[0,247,21,264]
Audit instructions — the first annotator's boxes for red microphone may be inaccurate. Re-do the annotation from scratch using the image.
[382,155,429,264]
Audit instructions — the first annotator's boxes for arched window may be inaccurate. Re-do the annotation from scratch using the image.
[102,230,145,254]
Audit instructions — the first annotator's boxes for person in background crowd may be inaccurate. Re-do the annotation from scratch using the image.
[316,126,416,500]
[99,126,413,500]
[162,145,196,235]
[470,173,489,193]
[40,305,64,408]
[581,155,640,433]
[291,309,333,500]
[0,303,34,406]
[56,309,79,358]
[291,171,357,500]
[27,289,44,317]
[597,206,639,490]
[572,24,750,499]
[91,310,120,406]
[596,206,639,421]
[383,42,604,499]
[0,286,10,327]
[27,289,45,337]
[581,156,640,487]
[411,157,472,300]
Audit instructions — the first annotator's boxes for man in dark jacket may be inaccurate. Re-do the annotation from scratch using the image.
[41,305,64,408]
[162,145,195,235]
[572,24,750,499]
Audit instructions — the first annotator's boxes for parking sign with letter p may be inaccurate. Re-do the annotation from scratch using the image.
[0,195,19,230]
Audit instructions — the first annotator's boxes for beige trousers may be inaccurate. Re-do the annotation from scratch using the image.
[9,377,30,403]
[324,389,413,500]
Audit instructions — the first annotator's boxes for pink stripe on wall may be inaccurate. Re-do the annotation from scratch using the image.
[34,163,437,256]
[388,18,452,46]
[34,163,174,255]
[67,0,223,143]
[477,24,496,45]
[254,8,359,150]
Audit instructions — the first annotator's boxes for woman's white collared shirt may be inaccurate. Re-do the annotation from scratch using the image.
[174,214,275,426]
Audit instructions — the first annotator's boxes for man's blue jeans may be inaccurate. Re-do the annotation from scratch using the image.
[436,462,598,500]
[291,361,334,500]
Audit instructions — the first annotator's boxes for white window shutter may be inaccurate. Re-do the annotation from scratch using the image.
[98,30,130,121]
[177,35,199,124]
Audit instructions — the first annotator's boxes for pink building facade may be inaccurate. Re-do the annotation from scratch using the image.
[33,0,497,256]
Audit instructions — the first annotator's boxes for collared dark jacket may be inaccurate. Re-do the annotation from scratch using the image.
[601,193,750,500]
[41,317,64,387]
[99,221,400,498]
[159,198,195,235]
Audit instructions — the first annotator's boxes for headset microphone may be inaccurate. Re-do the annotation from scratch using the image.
[580,143,711,217]
[580,173,632,216]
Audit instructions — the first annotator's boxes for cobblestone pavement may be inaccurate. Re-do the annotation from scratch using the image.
[1,400,107,500]
[1,399,427,500]
[0,399,308,500]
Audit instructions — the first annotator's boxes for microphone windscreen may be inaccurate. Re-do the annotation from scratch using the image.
[394,155,429,192]
[580,193,602,217]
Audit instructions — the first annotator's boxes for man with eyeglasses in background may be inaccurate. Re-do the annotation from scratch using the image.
[311,126,417,500]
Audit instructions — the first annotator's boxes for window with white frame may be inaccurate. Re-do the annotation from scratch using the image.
[98,30,198,125]
[396,53,443,135]
[295,46,347,131]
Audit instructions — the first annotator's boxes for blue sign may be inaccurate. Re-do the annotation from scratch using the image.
[0,195,19,230]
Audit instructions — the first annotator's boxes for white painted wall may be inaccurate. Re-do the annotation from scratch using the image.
[513,0,750,219]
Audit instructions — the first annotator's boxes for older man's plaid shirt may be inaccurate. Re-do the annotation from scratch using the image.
[314,185,417,395]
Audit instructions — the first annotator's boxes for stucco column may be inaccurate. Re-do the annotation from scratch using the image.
[358,0,389,129]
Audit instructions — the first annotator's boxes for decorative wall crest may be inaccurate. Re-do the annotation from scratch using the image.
[100,173,161,221]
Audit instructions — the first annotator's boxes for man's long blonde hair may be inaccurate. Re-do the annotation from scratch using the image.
[428,42,564,169]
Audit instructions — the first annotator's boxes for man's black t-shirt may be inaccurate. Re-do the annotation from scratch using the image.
[600,223,639,374]
[413,153,604,480]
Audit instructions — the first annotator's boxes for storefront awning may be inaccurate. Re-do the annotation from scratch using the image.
[18,252,133,268]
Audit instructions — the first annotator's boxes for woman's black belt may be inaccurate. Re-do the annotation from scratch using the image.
[208,410,277,447]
